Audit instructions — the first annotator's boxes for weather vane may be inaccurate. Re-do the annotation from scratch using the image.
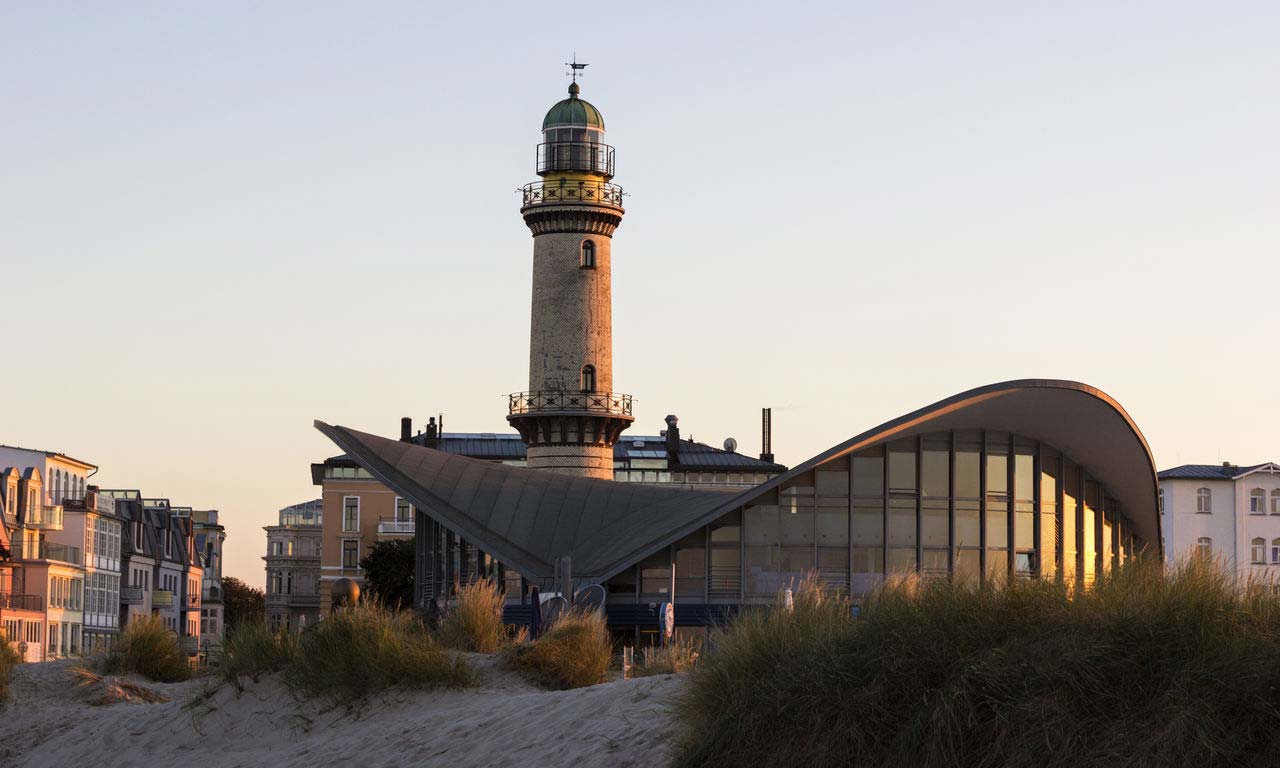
[565,54,588,83]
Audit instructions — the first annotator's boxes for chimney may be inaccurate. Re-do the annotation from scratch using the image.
[400,417,413,442]
[665,415,680,465]
[760,407,774,463]
[424,416,439,450]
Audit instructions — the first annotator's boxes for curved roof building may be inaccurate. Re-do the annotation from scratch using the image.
[317,379,1160,628]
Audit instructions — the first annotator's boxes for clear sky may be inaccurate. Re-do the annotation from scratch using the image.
[2,2,1277,586]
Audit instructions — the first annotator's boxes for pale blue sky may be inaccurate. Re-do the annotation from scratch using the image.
[2,2,1277,584]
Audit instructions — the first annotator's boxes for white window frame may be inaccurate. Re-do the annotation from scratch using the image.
[342,496,360,533]
[341,538,361,570]
[1196,536,1212,557]
[1251,537,1266,564]
[1196,487,1212,514]
[1250,489,1266,515]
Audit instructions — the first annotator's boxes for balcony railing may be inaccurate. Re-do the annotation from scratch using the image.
[536,141,615,176]
[0,592,43,611]
[24,505,64,530]
[12,540,80,564]
[520,180,624,208]
[378,519,415,535]
[152,590,174,608]
[120,587,145,605]
[508,390,633,418]
[186,593,199,608]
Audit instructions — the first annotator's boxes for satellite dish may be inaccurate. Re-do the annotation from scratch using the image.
[723,437,738,453]
[574,584,606,614]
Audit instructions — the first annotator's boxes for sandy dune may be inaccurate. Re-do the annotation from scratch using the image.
[0,657,682,768]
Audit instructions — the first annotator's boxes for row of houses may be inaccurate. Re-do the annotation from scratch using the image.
[0,444,225,662]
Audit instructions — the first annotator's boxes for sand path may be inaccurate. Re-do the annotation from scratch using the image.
[0,657,683,768]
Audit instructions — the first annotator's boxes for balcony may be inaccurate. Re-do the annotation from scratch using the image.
[12,540,80,564]
[152,590,174,608]
[508,390,633,418]
[120,587,145,605]
[520,179,624,209]
[202,585,222,603]
[24,505,64,530]
[186,593,199,608]
[378,519,415,535]
[0,592,42,611]
[536,141,615,176]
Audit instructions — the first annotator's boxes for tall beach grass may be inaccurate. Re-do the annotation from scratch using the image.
[437,579,509,653]
[102,615,193,683]
[505,608,612,689]
[674,559,1280,768]
[0,640,21,703]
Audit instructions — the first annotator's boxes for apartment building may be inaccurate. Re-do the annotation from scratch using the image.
[264,499,323,631]
[193,509,225,646]
[1160,462,1280,578]
[105,491,206,656]
[0,445,100,661]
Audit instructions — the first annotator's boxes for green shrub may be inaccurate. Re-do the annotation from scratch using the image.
[220,622,299,691]
[674,560,1280,768]
[102,615,193,683]
[505,609,612,689]
[437,579,508,653]
[0,640,21,703]
[284,604,473,705]
[633,636,701,677]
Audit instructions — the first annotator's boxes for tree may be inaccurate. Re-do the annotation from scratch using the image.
[360,539,415,609]
[223,576,265,629]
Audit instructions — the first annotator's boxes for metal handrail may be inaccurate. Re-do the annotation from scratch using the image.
[520,180,624,208]
[24,505,64,529]
[536,141,615,175]
[0,592,42,611]
[508,390,633,417]
[11,540,80,563]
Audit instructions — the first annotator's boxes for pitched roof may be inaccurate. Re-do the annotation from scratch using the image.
[315,422,734,581]
[1159,463,1278,480]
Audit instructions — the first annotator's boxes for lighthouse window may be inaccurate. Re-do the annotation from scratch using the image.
[581,240,596,269]
[581,365,596,393]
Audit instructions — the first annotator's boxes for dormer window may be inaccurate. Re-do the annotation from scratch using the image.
[581,365,596,393]
[581,240,596,269]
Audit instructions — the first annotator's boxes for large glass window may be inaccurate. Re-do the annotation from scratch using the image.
[1196,488,1212,514]
[1039,447,1059,580]
[674,535,705,599]
[342,497,359,532]
[1250,489,1266,515]
[1062,460,1080,584]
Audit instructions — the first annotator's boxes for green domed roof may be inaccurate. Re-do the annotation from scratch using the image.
[542,82,605,131]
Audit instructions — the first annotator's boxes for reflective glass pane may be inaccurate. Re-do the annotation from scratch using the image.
[888,547,916,574]
[888,442,917,494]
[888,498,916,546]
[922,448,949,498]
[956,450,980,499]
[922,500,948,547]
[955,500,980,548]
[851,451,884,497]
[852,500,883,546]
[744,504,778,546]
[954,548,980,584]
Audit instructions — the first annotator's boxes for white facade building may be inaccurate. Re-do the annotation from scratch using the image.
[1159,462,1280,578]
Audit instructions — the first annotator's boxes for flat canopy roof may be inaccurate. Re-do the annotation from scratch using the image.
[317,379,1160,582]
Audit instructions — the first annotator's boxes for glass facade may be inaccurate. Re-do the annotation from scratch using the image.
[629,430,1145,604]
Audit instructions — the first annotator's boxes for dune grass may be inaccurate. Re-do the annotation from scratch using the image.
[633,636,701,678]
[0,640,21,703]
[505,609,612,689]
[101,615,193,683]
[219,622,300,691]
[284,604,474,705]
[437,579,510,653]
[673,559,1280,768]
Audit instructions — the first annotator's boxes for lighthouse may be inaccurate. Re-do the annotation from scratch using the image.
[506,68,633,479]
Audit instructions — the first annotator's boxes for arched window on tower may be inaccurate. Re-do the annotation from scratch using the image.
[581,365,596,393]
[581,240,596,269]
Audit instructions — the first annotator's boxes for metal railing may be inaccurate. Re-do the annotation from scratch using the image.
[152,590,174,608]
[536,141,615,176]
[24,505,64,530]
[0,592,42,611]
[378,519,415,535]
[520,180,624,208]
[12,540,80,564]
[508,390,633,417]
[120,587,145,604]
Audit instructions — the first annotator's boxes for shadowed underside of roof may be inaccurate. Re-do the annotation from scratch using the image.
[314,422,733,580]
[317,379,1161,583]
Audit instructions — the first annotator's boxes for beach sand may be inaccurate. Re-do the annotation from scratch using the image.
[0,656,682,768]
